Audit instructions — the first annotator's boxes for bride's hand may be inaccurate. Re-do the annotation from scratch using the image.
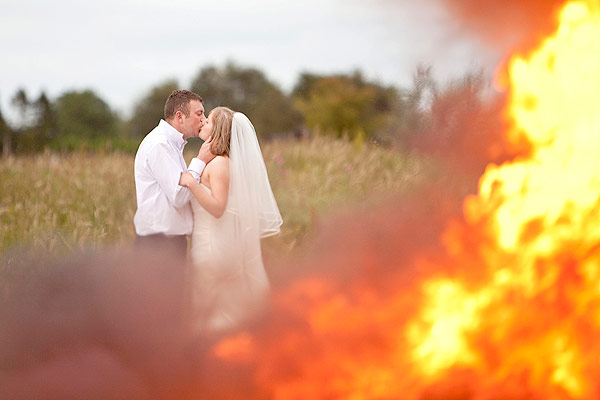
[179,172,196,187]
[197,136,216,164]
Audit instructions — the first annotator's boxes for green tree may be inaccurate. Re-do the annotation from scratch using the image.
[15,92,60,152]
[10,88,39,153]
[190,62,301,139]
[291,72,321,100]
[292,71,397,140]
[55,90,118,140]
[129,79,179,139]
[8,89,60,153]
[11,88,30,127]
[34,92,58,140]
[0,101,12,157]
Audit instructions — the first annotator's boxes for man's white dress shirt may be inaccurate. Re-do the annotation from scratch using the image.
[134,120,205,236]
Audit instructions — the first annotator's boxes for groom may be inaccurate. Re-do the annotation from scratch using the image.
[133,89,215,258]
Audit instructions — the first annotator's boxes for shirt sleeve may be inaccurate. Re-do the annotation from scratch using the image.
[147,143,192,209]
[188,157,206,182]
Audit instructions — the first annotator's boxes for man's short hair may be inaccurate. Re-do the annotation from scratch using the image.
[164,90,203,120]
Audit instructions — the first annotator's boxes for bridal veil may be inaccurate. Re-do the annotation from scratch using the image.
[191,112,282,332]
[228,112,283,239]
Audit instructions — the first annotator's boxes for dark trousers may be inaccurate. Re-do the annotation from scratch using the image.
[134,233,189,261]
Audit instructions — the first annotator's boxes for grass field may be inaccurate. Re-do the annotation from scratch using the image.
[0,137,435,257]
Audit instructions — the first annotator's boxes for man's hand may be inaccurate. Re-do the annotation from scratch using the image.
[197,136,216,165]
[179,171,197,187]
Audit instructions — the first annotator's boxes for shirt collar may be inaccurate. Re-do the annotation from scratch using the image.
[159,119,187,150]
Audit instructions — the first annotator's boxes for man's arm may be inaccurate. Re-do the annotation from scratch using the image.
[147,143,192,208]
[187,158,205,181]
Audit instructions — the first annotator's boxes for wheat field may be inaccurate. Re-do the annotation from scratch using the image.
[0,137,433,257]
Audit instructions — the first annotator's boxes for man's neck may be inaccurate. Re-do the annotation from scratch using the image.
[165,119,185,139]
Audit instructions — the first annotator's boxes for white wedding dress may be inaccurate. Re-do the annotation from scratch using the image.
[190,188,269,332]
[189,113,282,333]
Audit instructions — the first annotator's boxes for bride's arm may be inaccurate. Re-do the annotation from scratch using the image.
[180,157,229,218]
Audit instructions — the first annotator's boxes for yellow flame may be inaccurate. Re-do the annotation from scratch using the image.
[470,0,600,253]
[406,279,489,374]
[408,1,600,396]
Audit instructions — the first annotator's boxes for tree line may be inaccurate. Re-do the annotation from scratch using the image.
[0,62,507,171]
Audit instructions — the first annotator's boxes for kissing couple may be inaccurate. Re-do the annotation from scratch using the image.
[133,90,282,332]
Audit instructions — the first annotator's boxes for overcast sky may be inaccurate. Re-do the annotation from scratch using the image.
[1,0,500,121]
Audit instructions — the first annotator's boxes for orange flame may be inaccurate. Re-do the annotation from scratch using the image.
[410,1,600,397]
[210,1,600,398]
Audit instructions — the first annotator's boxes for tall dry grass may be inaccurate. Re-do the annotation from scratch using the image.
[0,151,136,254]
[0,138,433,256]
[259,137,432,252]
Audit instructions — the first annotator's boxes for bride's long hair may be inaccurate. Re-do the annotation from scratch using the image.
[208,107,235,156]
[205,107,283,238]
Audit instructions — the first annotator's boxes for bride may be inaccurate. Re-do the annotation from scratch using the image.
[178,107,282,332]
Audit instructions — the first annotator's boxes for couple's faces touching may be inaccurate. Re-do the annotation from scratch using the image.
[199,112,214,141]
[178,100,206,140]
[177,100,213,142]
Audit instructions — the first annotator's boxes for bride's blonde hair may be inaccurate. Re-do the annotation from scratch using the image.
[209,106,235,157]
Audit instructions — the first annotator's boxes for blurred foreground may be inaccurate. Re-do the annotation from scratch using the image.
[0,177,465,400]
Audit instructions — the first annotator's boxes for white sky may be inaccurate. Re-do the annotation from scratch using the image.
[0,0,501,122]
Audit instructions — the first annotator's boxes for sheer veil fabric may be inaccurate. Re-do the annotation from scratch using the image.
[190,112,282,332]
[229,112,283,238]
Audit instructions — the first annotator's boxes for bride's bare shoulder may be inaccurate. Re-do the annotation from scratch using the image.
[212,155,229,169]
[202,156,229,187]
[204,155,229,175]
